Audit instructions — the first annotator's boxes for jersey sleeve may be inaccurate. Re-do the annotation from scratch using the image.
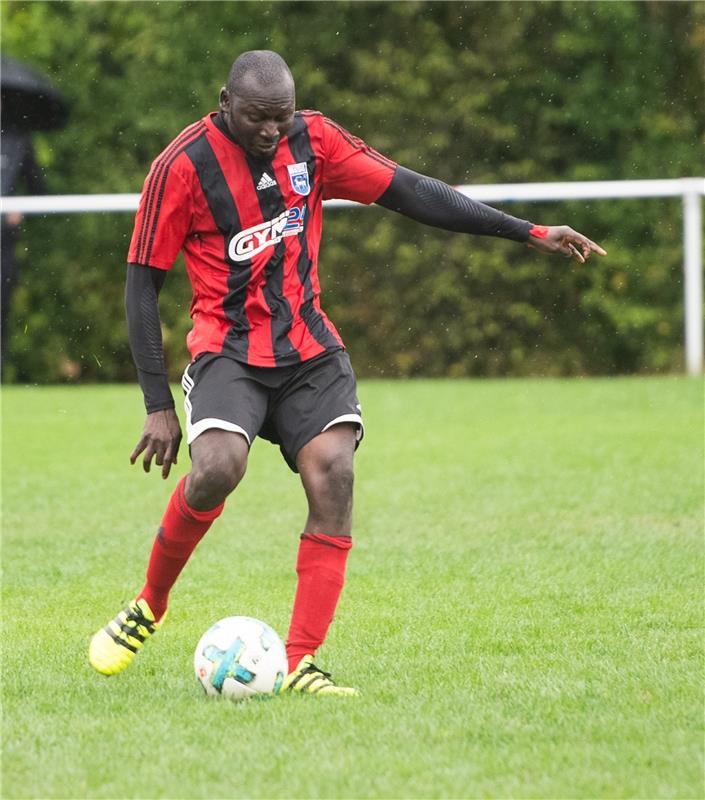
[320,117,397,204]
[127,156,193,270]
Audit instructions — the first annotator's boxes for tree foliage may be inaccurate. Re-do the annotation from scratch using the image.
[2,0,703,382]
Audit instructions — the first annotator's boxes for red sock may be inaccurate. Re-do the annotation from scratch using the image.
[285,532,353,672]
[138,476,224,621]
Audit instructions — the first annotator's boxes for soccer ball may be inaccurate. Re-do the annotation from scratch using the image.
[194,616,288,701]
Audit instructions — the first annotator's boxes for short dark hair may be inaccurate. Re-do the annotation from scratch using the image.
[227,50,293,94]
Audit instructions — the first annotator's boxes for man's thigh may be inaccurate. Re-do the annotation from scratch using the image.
[266,349,363,472]
[181,354,269,447]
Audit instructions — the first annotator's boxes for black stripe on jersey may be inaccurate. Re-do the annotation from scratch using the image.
[184,135,251,362]
[137,121,205,264]
[288,116,341,352]
[244,153,300,366]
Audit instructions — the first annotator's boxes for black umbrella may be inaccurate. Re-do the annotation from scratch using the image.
[1,56,68,131]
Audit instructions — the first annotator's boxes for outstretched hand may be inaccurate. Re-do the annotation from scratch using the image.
[130,408,183,479]
[528,225,606,263]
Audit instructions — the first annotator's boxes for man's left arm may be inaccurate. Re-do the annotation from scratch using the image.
[376,166,606,262]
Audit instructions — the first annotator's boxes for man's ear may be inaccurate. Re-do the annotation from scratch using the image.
[218,87,230,113]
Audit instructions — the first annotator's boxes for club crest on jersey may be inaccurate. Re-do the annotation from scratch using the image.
[287,162,310,196]
[228,207,305,262]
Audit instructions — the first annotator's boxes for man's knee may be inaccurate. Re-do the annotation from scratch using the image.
[186,430,249,509]
[320,454,354,496]
[298,426,356,501]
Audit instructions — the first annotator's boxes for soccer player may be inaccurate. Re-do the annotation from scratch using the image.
[89,50,605,695]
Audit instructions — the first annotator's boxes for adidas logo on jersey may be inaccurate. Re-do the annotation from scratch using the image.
[256,172,277,191]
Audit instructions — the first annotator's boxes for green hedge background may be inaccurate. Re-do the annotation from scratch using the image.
[2,1,703,382]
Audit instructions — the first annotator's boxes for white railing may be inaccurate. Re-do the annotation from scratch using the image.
[2,177,704,374]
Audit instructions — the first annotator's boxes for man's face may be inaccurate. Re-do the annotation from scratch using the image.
[219,74,295,159]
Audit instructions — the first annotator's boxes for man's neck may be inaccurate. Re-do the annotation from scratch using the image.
[213,111,239,145]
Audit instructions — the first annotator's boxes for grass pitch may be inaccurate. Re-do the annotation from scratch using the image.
[2,376,703,799]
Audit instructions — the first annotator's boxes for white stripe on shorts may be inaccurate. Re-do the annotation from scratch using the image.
[186,418,251,446]
[321,413,364,442]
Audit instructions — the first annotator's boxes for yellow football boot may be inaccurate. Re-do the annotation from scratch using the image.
[89,597,164,676]
[279,654,359,697]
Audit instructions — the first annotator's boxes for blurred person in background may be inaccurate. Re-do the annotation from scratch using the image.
[89,50,605,695]
[1,127,44,377]
[1,55,67,379]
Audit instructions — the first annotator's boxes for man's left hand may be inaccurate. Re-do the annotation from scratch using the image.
[528,225,606,263]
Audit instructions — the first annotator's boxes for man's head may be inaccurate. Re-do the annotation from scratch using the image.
[219,50,296,159]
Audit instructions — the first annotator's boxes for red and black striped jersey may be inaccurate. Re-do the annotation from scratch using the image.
[127,111,396,367]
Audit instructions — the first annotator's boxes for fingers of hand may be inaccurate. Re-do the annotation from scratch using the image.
[572,238,607,260]
[162,439,181,478]
[570,231,607,258]
[559,239,583,262]
[142,442,156,472]
[133,426,182,478]
[130,438,148,465]
[566,242,585,263]
[150,439,174,472]
[172,435,182,466]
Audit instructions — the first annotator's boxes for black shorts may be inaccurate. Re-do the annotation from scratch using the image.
[181,349,363,472]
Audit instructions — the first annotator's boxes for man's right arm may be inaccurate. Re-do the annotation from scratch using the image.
[125,263,174,412]
[125,263,182,478]
[123,142,195,477]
